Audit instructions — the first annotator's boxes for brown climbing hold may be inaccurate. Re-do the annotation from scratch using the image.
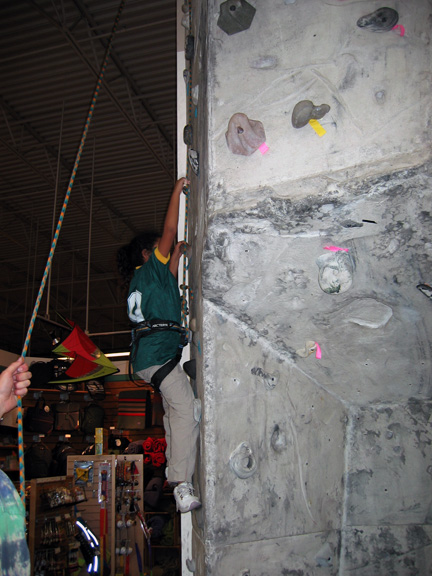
[226,113,266,156]
[292,100,330,129]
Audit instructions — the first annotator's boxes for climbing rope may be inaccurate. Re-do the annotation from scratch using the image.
[180,0,194,333]
[16,0,126,503]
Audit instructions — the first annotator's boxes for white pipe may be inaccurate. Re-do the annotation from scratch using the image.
[176,1,194,573]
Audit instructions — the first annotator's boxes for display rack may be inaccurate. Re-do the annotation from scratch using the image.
[67,454,146,576]
[27,476,85,576]
[67,455,117,573]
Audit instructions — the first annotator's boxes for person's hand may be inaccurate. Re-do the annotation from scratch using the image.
[0,357,32,418]
[174,177,189,195]
[172,241,186,259]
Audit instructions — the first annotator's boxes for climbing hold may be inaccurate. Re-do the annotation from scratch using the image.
[341,219,363,228]
[250,56,278,70]
[292,100,330,129]
[191,85,199,105]
[193,398,202,423]
[251,366,279,390]
[183,124,193,146]
[296,340,318,358]
[229,442,257,479]
[343,298,393,329]
[183,359,196,380]
[217,0,256,36]
[316,251,354,294]
[186,558,196,572]
[185,35,195,60]
[226,113,266,156]
[375,90,386,104]
[271,425,287,453]
[417,283,432,300]
[181,2,190,29]
[356,7,399,32]
[315,543,334,568]
[180,241,193,259]
[188,149,199,175]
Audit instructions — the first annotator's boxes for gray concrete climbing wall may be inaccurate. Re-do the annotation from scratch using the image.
[182,1,432,574]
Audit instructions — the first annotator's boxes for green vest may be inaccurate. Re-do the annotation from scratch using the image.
[127,248,181,371]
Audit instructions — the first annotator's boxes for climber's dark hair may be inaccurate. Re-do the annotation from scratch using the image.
[117,232,160,285]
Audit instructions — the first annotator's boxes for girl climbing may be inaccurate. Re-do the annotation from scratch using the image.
[117,177,200,513]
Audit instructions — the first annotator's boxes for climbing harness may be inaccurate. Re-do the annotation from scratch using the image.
[128,320,189,391]
[15,0,125,503]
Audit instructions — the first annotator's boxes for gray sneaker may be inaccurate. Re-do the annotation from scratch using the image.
[174,482,201,513]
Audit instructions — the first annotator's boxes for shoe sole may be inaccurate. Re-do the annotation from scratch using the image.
[176,500,202,513]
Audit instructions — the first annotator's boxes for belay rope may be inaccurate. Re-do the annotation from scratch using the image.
[181,0,194,331]
[16,0,126,503]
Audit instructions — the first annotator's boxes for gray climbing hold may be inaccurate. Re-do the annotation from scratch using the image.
[417,283,432,300]
[185,35,195,60]
[315,543,334,568]
[316,251,354,294]
[181,2,190,29]
[186,558,196,572]
[183,124,193,146]
[188,149,199,175]
[341,219,363,228]
[229,442,257,479]
[192,85,199,105]
[375,90,386,104]
[271,425,287,453]
[251,366,279,390]
[226,113,266,156]
[250,56,278,70]
[356,7,399,32]
[217,0,256,36]
[292,100,330,129]
[342,298,393,329]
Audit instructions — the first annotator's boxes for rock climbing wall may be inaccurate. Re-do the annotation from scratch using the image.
[182,1,432,574]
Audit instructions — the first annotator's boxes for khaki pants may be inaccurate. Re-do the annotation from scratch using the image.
[137,363,199,484]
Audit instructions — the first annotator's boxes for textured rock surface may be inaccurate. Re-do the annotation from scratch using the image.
[185,0,432,574]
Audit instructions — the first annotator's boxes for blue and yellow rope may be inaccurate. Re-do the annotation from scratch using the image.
[17,0,126,503]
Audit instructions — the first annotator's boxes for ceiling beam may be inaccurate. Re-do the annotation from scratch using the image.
[72,0,174,152]
[26,0,174,180]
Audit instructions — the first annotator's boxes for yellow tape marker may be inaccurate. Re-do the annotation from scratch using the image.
[309,118,326,137]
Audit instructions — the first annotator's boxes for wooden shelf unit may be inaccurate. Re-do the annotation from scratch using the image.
[27,476,84,576]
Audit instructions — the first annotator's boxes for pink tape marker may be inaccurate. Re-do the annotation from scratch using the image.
[323,246,349,252]
[259,142,269,155]
[392,24,405,36]
[315,342,322,360]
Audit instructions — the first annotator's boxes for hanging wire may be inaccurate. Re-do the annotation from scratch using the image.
[46,101,65,319]
[16,0,126,503]
[86,139,96,334]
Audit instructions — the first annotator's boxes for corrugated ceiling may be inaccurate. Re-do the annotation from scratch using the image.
[0,0,178,357]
